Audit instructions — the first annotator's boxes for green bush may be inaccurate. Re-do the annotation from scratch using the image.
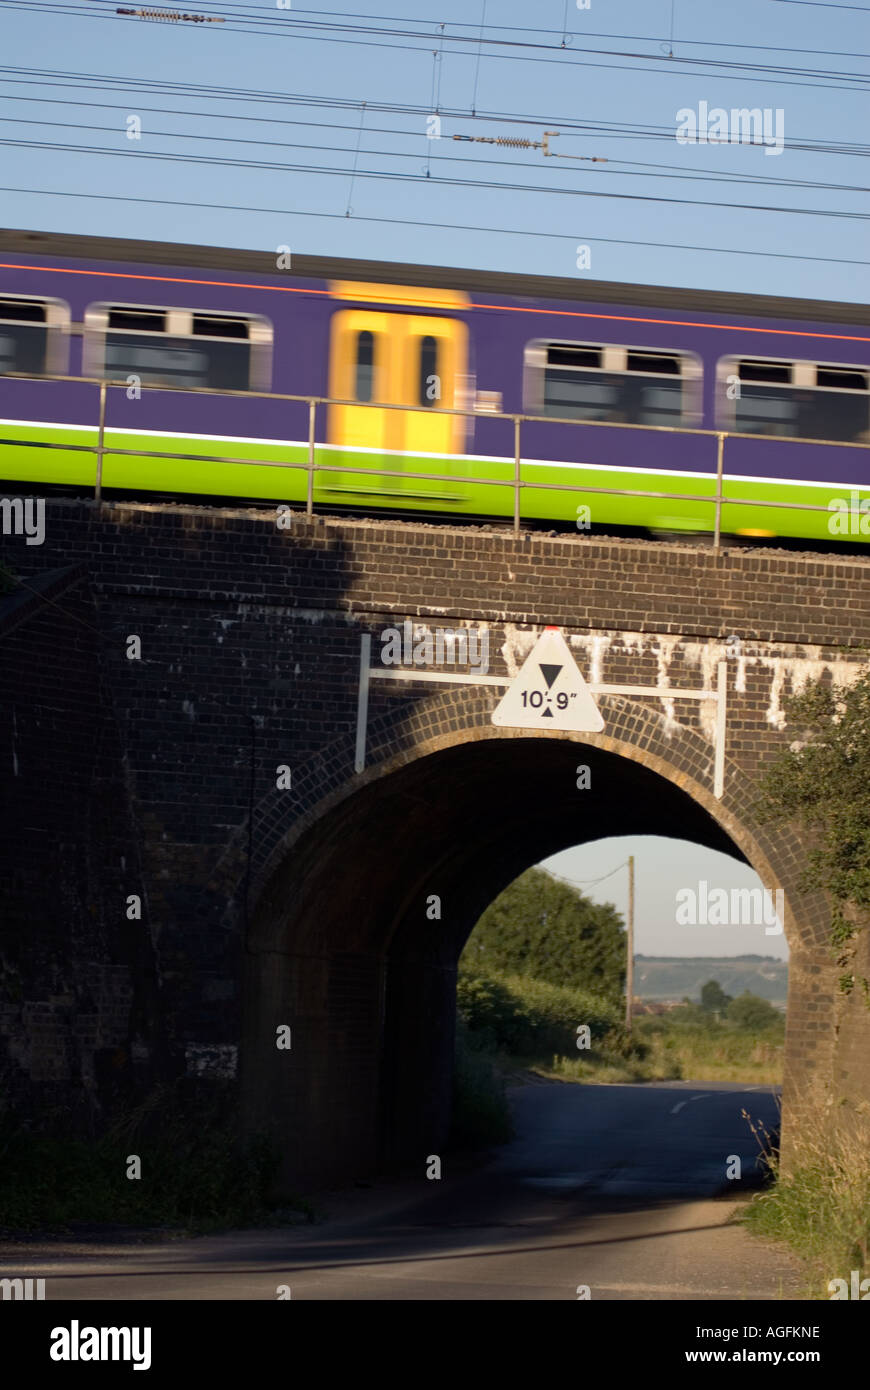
[0,1081,301,1236]
[726,992,784,1030]
[462,867,625,1004]
[457,966,623,1059]
[450,1018,513,1147]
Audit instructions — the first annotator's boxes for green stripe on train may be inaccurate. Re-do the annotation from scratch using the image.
[0,421,865,542]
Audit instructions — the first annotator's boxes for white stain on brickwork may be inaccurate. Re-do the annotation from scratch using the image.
[500,624,537,677]
[235,606,346,626]
[577,633,611,687]
[500,626,864,742]
[654,636,682,734]
[683,641,861,731]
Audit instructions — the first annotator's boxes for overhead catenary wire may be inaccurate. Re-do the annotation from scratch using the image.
[37,0,870,61]
[2,68,866,161]
[3,184,864,266]
[0,19,864,275]
[8,0,869,62]
[2,0,869,92]
[3,136,866,222]
[0,105,866,194]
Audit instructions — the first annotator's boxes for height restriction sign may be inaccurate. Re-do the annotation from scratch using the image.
[492,627,604,732]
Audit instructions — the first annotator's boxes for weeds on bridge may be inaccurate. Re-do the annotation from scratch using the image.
[756,664,870,1001]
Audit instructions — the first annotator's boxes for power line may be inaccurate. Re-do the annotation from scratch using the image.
[3,111,864,195]
[14,0,866,60]
[2,184,865,265]
[118,0,870,62]
[3,69,866,160]
[546,863,628,891]
[3,0,869,93]
[771,0,870,8]
[4,136,866,220]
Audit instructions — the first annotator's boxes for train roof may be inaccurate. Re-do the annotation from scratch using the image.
[1,227,868,328]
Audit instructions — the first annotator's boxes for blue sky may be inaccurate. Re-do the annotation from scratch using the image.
[543,838,790,962]
[2,0,868,300]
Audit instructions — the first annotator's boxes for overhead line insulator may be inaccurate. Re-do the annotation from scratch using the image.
[115,8,226,21]
[451,130,606,161]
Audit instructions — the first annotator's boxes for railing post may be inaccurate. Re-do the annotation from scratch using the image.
[306,398,316,517]
[94,379,107,505]
[714,660,727,799]
[513,415,521,536]
[713,431,725,553]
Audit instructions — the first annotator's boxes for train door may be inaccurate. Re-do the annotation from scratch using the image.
[326,308,469,501]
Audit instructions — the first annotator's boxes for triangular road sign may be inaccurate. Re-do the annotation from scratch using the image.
[492,627,604,732]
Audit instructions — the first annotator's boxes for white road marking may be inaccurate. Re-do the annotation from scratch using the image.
[670,1093,712,1115]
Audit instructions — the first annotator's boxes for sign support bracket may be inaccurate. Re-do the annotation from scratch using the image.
[354,637,728,798]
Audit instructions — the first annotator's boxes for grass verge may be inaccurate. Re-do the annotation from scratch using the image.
[742,1097,870,1297]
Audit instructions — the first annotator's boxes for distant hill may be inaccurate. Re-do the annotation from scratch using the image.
[633,955,788,1006]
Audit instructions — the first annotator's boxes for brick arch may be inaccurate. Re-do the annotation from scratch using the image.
[236,681,827,1189]
[225,681,827,956]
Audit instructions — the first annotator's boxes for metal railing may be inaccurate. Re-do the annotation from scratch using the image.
[0,371,867,549]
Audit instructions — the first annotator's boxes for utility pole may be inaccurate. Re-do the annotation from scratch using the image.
[625,855,635,1033]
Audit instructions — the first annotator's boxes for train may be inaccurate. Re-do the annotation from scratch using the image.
[0,227,868,541]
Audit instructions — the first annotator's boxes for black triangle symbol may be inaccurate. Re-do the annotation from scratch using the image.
[541,707,554,718]
[539,663,562,689]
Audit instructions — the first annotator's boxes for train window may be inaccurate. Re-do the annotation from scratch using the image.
[549,345,602,370]
[354,329,375,402]
[626,351,681,376]
[525,340,699,426]
[84,304,272,391]
[817,366,868,392]
[720,356,870,443]
[192,314,250,339]
[737,360,791,385]
[418,334,438,407]
[107,308,166,334]
[0,295,69,376]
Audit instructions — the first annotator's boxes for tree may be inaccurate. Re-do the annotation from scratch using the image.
[700,979,732,1013]
[757,666,870,997]
[461,867,625,1004]
[726,991,783,1031]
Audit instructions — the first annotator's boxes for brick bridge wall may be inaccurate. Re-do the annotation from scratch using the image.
[1,499,868,1187]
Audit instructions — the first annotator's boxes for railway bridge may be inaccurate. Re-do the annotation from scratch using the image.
[2,498,870,1189]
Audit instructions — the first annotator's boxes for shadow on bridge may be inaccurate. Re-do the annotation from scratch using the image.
[240,735,759,1192]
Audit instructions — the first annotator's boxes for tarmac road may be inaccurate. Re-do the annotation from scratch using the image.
[1,1079,803,1301]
